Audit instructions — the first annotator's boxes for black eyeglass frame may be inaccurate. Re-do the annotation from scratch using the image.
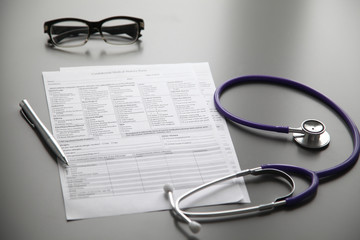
[44,16,145,47]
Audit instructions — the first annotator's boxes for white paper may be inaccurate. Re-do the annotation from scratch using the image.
[43,63,249,220]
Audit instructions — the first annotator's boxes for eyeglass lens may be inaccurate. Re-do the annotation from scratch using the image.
[50,21,89,47]
[101,19,139,45]
[50,19,139,47]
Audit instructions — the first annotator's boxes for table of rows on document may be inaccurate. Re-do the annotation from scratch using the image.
[43,63,249,220]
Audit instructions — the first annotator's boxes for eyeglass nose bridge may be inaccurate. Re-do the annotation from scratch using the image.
[87,23,127,44]
[86,23,106,41]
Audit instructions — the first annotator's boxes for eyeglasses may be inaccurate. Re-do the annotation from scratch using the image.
[44,16,144,47]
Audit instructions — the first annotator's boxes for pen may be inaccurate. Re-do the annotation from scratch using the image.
[19,99,69,166]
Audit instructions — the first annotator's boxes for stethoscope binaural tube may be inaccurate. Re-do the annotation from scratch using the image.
[214,75,360,179]
[164,164,319,233]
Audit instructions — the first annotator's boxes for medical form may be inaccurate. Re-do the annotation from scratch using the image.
[43,63,249,220]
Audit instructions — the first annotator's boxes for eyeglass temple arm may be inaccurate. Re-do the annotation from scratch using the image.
[101,24,141,38]
[49,27,88,44]
[49,24,141,44]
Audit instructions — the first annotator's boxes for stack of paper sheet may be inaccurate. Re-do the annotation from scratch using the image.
[42,62,250,220]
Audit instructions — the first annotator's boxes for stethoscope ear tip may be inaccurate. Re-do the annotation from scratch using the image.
[163,183,174,193]
[189,221,202,233]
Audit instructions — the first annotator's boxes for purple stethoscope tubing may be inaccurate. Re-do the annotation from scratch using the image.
[214,75,360,205]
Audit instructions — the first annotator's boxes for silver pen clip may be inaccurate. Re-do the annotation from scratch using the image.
[20,109,35,128]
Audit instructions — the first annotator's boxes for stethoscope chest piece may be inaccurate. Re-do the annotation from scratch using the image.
[292,119,330,149]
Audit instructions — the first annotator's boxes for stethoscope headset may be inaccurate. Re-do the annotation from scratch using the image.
[163,75,360,233]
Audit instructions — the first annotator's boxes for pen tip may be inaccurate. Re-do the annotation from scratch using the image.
[59,156,69,166]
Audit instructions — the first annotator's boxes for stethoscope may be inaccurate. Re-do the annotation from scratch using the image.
[163,76,360,233]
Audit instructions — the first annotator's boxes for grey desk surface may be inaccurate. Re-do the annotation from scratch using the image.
[1,0,359,239]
